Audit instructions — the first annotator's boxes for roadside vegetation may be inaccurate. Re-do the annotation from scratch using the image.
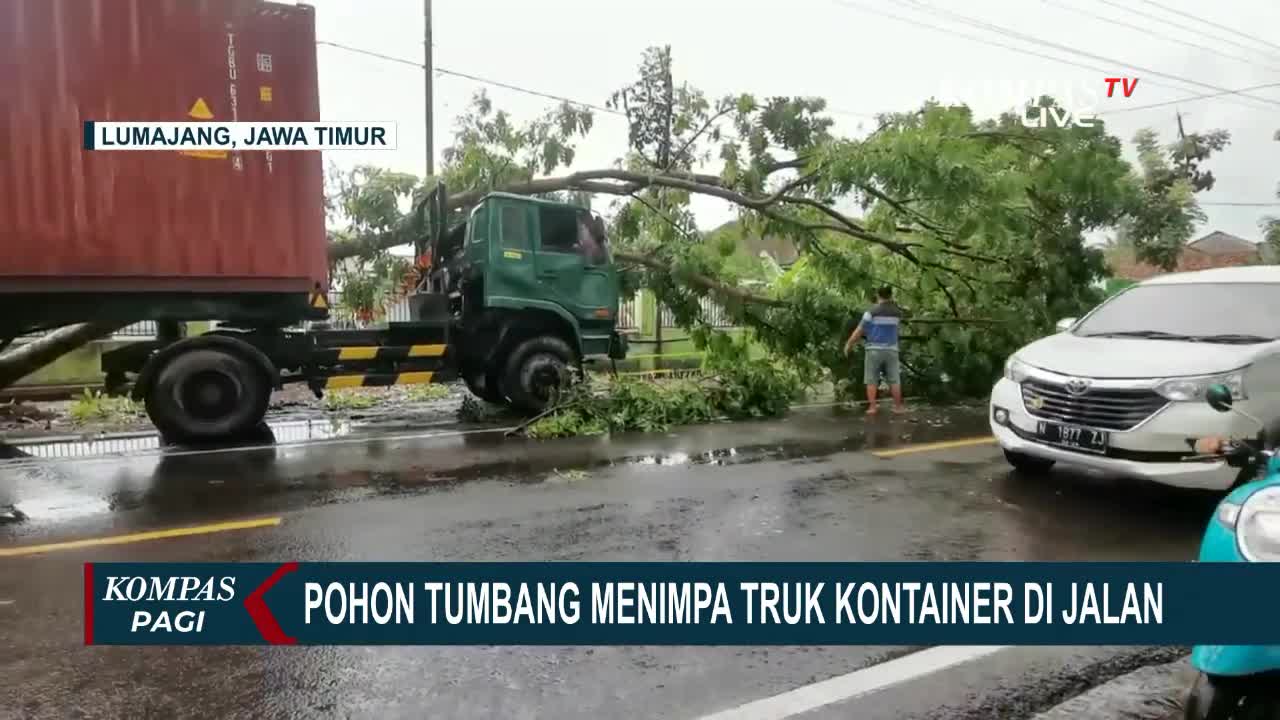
[68,389,144,425]
[520,334,804,439]
[404,384,450,402]
[322,390,380,412]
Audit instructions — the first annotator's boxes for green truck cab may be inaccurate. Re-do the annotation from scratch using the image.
[421,187,628,412]
[91,186,627,444]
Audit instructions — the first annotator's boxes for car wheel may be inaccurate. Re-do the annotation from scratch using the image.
[1004,449,1055,473]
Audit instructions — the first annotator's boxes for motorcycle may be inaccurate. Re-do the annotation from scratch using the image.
[1184,383,1280,720]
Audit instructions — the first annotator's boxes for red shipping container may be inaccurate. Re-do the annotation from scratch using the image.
[0,0,327,297]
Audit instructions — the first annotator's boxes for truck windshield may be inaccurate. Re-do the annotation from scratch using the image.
[1073,283,1280,343]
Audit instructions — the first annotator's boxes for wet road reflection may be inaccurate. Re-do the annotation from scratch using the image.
[0,404,1218,719]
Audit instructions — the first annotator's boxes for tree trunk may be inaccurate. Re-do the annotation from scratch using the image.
[0,322,130,389]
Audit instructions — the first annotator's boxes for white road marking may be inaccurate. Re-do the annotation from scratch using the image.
[695,645,1009,720]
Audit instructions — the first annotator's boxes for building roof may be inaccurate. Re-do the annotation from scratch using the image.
[1107,230,1263,281]
[1187,230,1258,256]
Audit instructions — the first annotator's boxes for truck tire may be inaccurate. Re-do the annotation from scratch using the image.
[502,335,575,414]
[463,368,506,405]
[145,348,270,444]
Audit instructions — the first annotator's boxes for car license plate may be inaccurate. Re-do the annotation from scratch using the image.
[1037,421,1108,453]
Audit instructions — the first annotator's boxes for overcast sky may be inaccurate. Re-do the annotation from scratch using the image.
[306,0,1280,242]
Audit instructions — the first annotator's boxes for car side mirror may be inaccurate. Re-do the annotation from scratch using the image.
[1206,384,1234,413]
[1055,318,1077,333]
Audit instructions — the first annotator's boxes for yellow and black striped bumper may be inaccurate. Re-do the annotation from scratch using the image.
[321,370,440,389]
[314,344,447,363]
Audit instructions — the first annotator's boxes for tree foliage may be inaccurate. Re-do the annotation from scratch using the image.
[325,47,1225,402]
[525,336,806,439]
[1262,129,1280,258]
[324,165,419,319]
[1113,124,1230,270]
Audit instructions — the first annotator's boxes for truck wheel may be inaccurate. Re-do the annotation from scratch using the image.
[502,336,575,414]
[145,348,270,444]
[463,368,506,405]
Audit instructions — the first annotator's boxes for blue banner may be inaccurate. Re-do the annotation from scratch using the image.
[82,562,1276,646]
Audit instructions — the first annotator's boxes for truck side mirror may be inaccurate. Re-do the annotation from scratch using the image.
[1055,317,1077,333]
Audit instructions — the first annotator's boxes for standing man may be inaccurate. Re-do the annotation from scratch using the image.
[844,286,906,415]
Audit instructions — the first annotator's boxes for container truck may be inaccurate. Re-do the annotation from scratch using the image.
[0,0,626,442]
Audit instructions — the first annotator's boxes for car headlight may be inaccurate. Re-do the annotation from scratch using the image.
[1238,487,1280,561]
[1004,357,1031,383]
[1154,370,1247,402]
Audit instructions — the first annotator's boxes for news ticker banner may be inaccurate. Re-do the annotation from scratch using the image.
[84,562,1274,646]
[83,122,397,151]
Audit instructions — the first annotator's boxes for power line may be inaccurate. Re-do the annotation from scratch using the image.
[318,39,879,123]
[1132,0,1280,56]
[826,0,1265,112]
[316,40,623,115]
[317,40,422,69]
[1095,81,1280,115]
[1088,0,1280,67]
[1042,0,1280,74]
[900,0,1280,110]
[434,67,623,115]
[319,38,1278,210]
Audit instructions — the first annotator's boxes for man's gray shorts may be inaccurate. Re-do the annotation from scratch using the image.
[864,348,901,385]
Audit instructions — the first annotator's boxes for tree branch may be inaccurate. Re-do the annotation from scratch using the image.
[330,168,916,266]
[857,183,953,236]
[665,106,734,173]
[613,251,786,307]
[761,157,809,174]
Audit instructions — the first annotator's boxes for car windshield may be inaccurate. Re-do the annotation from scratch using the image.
[1073,283,1280,343]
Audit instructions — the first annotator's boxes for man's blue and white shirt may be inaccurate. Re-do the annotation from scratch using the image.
[860,301,902,351]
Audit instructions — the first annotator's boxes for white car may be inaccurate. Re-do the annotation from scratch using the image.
[990,266,1280,491]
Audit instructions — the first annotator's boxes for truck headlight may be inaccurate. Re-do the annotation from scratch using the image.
[1237,487,1280,562]
[1154,370,1247,402]
[1004,357,1031,384]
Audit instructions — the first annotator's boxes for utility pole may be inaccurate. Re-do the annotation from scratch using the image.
[424,0,434,177]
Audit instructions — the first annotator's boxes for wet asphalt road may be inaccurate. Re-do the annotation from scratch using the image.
[0,405,1215,719]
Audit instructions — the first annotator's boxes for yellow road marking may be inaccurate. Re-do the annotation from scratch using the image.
[396,371,434,384]
[872,436,997,458]
[337,346,379,360]
[0,517,282,558]
[325,375,365,389]
[408,344,446,357]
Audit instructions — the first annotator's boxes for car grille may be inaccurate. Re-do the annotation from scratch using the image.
[1020,379,1168,431]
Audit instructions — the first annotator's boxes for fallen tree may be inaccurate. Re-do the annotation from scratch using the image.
[0,47,1228,398]
[0,321,130,390]
[324,46,1227,399]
